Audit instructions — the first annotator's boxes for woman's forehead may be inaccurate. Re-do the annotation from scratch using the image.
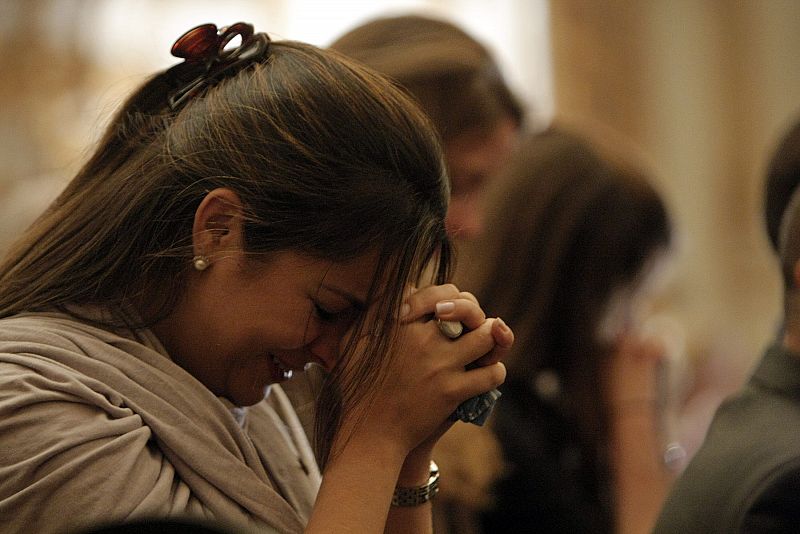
[319,251,382,305]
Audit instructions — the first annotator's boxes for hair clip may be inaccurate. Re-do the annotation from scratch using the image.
[168,22,271,110]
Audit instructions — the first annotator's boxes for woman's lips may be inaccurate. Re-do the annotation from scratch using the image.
[270,352,334,377]
[269,354,293,381]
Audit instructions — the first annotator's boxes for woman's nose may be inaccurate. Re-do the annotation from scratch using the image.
[307,327,341,370]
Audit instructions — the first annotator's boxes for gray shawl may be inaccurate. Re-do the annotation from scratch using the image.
[0,310,320,533]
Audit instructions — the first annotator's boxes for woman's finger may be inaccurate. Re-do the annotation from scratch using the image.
[467,318,514,368]
[445,362,507,402]
[439,319,501,368]
[433,297,486,331]
[400,284,462,321]
[457,291,478,304]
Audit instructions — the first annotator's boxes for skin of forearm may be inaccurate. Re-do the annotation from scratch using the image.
[610,408,673,534]
[384,440,437,534]
[306,431,434,534]
[306,432,402,534]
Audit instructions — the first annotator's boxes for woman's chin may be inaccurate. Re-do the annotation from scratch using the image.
[226,362,276,406]
[228,383,272,407]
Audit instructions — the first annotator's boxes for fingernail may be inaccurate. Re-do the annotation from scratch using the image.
[399,303,411,318]
[436,301,455,314]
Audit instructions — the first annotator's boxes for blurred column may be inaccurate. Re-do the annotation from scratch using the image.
[549,0,800,373]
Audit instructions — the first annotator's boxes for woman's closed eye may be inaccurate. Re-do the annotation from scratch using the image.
[314,302,359,325]
[314,302,339,322]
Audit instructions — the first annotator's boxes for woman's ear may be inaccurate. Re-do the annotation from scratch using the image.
[192,188,244,261]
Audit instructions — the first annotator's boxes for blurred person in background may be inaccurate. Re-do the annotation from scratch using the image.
[765,116,800,254]
[673,114,800,464]
[654,115,800,533]
[460,126,679,534]
[330,14,524,243]
[329,14,525,533]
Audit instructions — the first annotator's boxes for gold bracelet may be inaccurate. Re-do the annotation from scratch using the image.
[391,461,440,507]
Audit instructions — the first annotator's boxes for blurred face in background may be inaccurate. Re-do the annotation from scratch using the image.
[444,116,519,240]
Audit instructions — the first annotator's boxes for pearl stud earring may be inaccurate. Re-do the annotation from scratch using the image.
[193,255,210,271]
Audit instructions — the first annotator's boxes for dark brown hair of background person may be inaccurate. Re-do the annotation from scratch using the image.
[765,116,800,252]
[330,15,524,241]
[467,127,670,380]
[329,14,523,144]
[462,126,671,532]
[0,37,452,468]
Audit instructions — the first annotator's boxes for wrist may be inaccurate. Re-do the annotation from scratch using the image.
[392,460,440,507]
[397,442,436,486]
[324,434,407,481]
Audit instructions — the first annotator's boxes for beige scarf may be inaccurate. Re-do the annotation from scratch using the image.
[0,310,320,534]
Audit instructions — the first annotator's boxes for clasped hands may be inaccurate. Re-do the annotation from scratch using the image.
[383,284,513,453]
[328,283,513,491]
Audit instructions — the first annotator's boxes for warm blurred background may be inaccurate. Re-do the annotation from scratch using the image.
[1,0,799,411]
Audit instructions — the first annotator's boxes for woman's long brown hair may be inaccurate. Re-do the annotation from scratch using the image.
[0,39,453,467]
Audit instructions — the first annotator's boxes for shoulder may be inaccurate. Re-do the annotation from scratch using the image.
[0,310,177,401]
[0,316,155,467]
[0,358,147,451]
[0,312,161,460]
[654,383,800,533]
[0,359,175,533]
[657,457,800,533]
[740,462,800,532]
[0,312,139,406]
[0,311,132,364]
[0,314,206,533]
